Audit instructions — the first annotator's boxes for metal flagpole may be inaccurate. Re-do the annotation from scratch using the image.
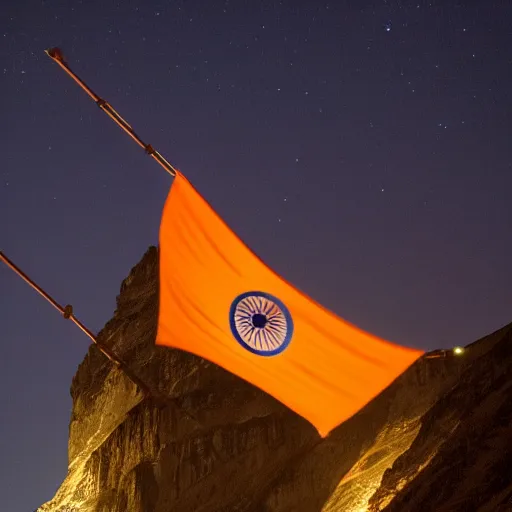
[37,48,212,424]
[1,50,221,432]
[44,47,178,178]
[1,251,212,428]
[0,250,152,396]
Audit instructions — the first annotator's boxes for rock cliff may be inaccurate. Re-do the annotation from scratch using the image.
[37,246,512,511]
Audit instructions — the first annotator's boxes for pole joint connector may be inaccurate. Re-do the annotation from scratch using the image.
[63,304,74,319]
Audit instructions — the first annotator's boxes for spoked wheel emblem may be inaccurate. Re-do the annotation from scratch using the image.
[229,291,294,356]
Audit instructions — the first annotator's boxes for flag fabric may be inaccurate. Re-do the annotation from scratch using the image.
[156,171,424,437]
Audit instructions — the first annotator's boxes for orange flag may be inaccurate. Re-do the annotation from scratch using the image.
[156,171,424,437]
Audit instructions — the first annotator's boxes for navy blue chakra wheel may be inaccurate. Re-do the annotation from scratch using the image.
[229,291,294,356]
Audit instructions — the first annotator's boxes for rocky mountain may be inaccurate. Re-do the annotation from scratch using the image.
[37,246,512,512]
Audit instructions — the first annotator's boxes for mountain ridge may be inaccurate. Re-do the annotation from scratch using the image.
[38,246,512,511]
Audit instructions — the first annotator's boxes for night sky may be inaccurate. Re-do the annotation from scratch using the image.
[2,1,512,510]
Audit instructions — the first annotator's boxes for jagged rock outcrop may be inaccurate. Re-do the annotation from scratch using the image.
[38,246,512,511]
[367,321,512,512]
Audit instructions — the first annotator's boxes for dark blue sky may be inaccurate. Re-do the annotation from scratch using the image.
[2,1,512,510]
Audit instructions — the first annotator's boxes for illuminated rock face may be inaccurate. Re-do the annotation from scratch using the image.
[37,247,512,512]
[367,322,512,512]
